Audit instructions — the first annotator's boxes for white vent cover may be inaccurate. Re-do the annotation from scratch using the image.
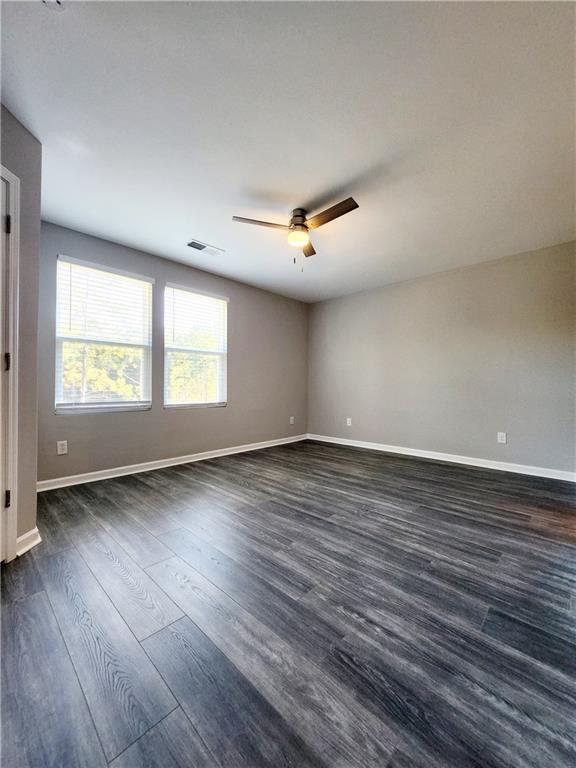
[187,239,225,258]
[42,0,65,10]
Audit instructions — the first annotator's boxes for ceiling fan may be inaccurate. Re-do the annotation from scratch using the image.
[232,197,359,257]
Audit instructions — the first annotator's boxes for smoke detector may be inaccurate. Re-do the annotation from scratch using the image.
[186,239,225,258]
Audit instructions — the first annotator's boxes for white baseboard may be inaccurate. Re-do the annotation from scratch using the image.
[307,434,576,482]
[15,527,42,556]
[36,434,308,492]
[35,431,575,491]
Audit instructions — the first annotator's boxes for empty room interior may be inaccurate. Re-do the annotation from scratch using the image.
[1,2,575,767]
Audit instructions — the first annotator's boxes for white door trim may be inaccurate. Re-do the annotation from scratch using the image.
[1,166,20,562]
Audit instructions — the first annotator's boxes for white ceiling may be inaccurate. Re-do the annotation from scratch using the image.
[2,2,574,302]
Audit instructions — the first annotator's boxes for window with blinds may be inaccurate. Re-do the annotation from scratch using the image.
[164,285,228,406]
[56,257,153,410]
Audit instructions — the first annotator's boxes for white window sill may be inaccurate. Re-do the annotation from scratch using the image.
[55,403,152,415]
[163,402,227,410]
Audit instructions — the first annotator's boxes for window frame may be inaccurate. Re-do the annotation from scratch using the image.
[163,282,229,410]
[54,254,155,414]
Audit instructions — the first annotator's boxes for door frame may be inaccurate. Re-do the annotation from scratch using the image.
[1,165,20,562]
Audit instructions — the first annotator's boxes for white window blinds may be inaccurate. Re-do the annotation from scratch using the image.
[164,285,228,406]
[56,257,153,409]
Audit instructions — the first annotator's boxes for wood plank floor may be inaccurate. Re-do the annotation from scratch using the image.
[2,440,576,767]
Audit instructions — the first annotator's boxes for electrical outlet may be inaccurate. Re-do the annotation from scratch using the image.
[56,440,68,455]
[289,416,295,425]
[346,417,352,427]
[497,432,507,444]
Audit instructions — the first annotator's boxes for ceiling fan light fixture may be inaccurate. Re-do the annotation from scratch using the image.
[287,225,310,248]
[232,196,358,260]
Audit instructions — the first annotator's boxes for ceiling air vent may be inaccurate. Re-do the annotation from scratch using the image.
[42,0,65,11]
[186,240,225,258]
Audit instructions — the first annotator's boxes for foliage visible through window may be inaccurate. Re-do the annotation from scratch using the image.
[164,285,227,406]
[56,258,153,408]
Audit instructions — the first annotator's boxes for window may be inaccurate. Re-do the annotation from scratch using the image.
[164,285,227,407]
[56,257,153,411]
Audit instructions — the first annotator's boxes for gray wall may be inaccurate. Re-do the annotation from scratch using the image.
[308,242,576,473]
[38,223,308,481]
[36,227,576,480]
[1,107,41,535]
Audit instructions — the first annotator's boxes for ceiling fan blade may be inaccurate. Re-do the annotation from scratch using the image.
[303,241,316,257]
[232,216,289,230]
[305,197,359,230]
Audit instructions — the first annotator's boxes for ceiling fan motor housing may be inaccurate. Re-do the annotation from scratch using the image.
[290,208,307,231]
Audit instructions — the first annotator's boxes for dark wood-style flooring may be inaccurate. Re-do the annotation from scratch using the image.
[2,440,576,767]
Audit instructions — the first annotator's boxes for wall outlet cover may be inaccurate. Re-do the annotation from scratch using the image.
[289,416,295,425]
[497,432,507,444]
[57,440,68,455]
[346,418,352,427]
